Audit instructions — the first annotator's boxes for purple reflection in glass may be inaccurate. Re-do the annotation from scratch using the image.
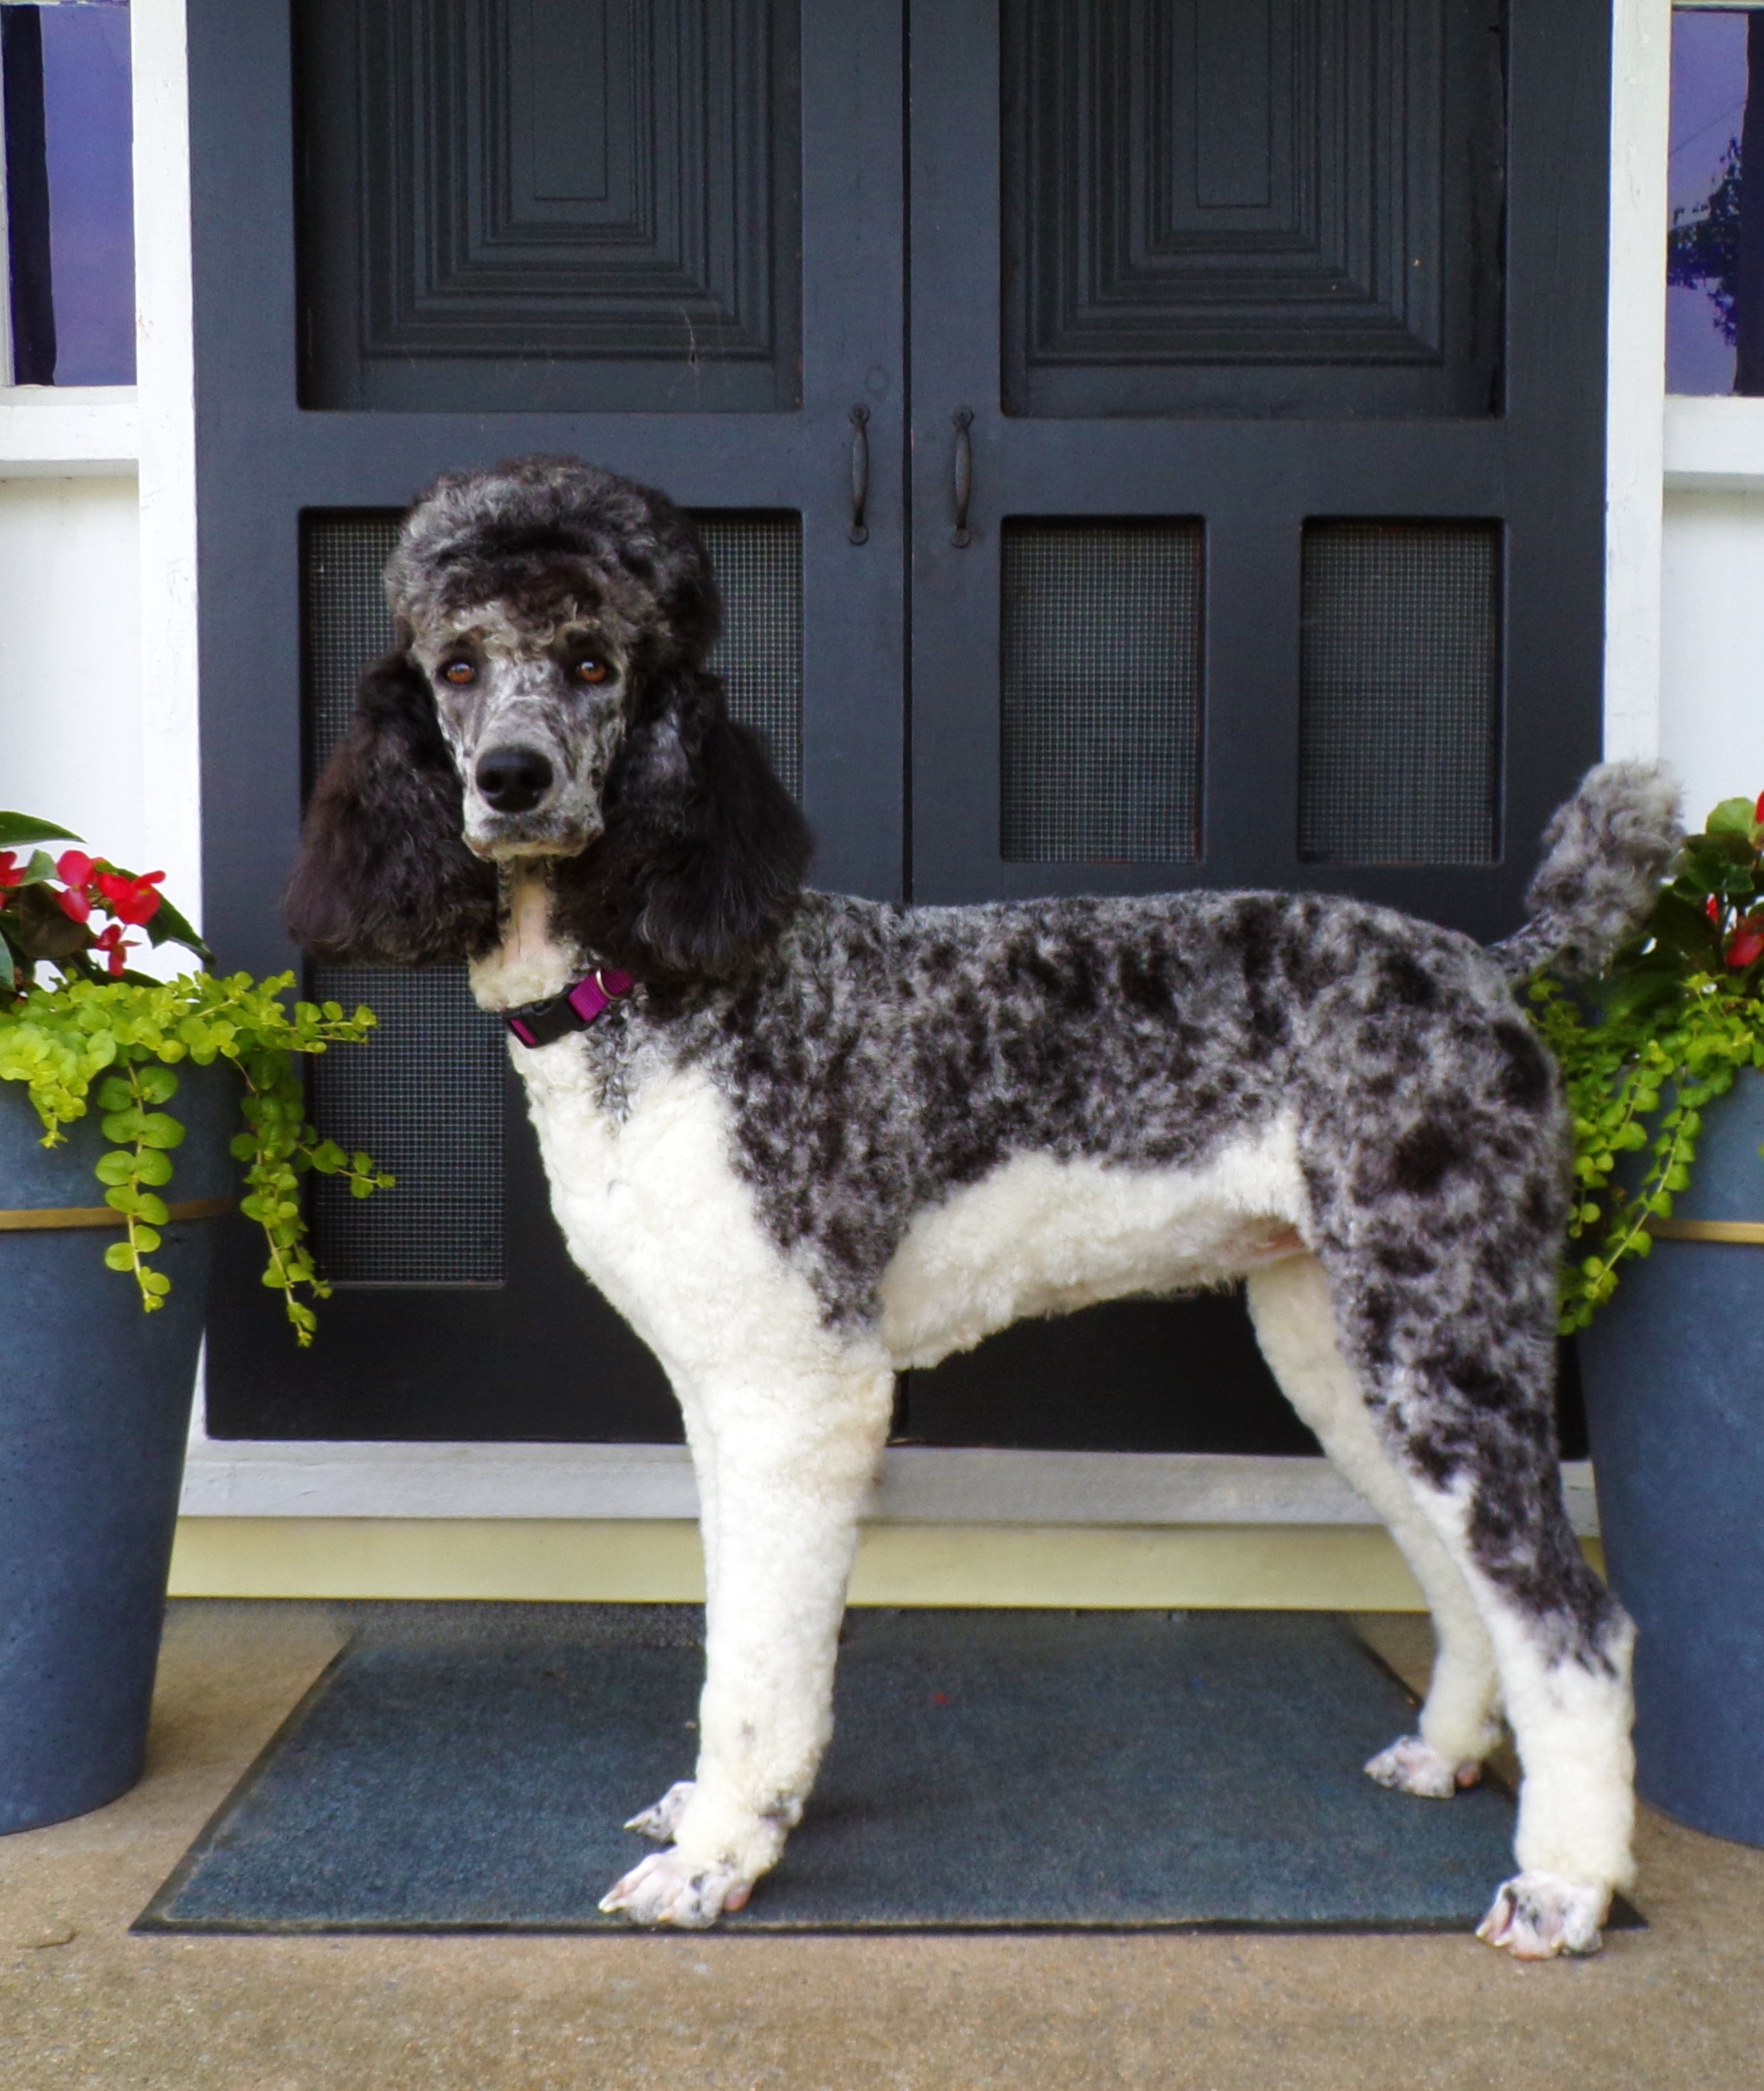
[1,1,133,386]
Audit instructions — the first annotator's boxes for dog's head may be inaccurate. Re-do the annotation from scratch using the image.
[285,458,811,985]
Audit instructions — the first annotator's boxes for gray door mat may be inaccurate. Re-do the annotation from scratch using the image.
[135,1606,1630,1934]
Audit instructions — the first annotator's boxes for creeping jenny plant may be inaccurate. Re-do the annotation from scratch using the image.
[1,812,390,1342]
[1527,792,1764,1332]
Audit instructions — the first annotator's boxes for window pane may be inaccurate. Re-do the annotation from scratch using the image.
[1,0,135,386]
[1667,5,1764,397]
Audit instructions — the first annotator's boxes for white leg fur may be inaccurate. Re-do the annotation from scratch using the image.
[496,1032,900,1927]
[1245,1257,1502,1770]
[601,1361,895,1925]
[1247,1256,1635,1957]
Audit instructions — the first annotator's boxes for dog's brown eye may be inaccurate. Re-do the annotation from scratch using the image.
[574,658,610,686]
[440,660,476,687]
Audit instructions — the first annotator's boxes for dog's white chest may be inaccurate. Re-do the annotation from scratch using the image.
[505,1038,856,1386]
[877,1122,1308,1370]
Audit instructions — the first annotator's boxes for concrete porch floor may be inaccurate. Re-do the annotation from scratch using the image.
[2,1602,1761,2090]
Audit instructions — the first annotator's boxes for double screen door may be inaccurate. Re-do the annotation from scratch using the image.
[193,0,1610,1448]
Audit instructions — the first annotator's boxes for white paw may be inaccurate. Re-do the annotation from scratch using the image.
[625,1779,695,1843]
[1476,1870,1608,1960]
[598,1846,752,1929]
[1364,1733,1482,1799]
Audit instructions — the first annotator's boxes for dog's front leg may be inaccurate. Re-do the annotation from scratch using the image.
[600,1362,895,1927]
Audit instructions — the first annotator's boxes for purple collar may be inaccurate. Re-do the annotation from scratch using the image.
[503,967,635,1048]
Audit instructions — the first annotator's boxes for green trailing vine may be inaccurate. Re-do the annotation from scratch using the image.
[1525,793,1764,1333]
[2,814,391,1343]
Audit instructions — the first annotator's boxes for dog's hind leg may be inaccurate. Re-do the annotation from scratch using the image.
[599,1358,895,1928]
[1247,1255,1501,1792]
[1297,1236,1635,1959]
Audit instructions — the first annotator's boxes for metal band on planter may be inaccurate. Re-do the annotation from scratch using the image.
[0,1196,234,1232]
[1644,1217,1764,1245]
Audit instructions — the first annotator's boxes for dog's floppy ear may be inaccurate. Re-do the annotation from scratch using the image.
[285,651,499,965]
[552,667,811,988]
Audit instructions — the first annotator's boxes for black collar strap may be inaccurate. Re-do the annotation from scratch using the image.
[504,967,635,1048]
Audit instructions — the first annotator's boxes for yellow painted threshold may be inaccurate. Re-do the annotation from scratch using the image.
[169,1517,1607,1611]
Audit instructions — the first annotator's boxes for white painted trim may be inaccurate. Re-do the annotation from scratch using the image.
[131,0,202,919]
[0,390,139,470]
[1603,0,1671,764]
[1664,394,1764,487]
[176,1438,1601,1538]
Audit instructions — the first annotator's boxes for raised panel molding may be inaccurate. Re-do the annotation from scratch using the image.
[1002,0,1505,417]
[298,0,801,411]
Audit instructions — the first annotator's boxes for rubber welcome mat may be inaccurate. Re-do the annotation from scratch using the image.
[137,1607,1540,1934]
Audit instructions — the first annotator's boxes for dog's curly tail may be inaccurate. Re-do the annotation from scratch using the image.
[1491,762,1682,984]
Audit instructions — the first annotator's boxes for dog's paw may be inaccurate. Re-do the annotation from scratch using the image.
[625,1779,696,1843]
[598,1847,752,1929]
[1476,1871,1607,1960]
[1364,1733,1482,1799]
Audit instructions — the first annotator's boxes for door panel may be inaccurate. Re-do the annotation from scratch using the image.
[900,0,1607,1448]
[908,0,1607,919]
[296,0,802,412]
[1002,0,1506,420]
[195,0,904,1438]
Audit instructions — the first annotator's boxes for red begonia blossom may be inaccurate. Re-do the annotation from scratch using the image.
[91,923,136,977]
[94,868,165,926]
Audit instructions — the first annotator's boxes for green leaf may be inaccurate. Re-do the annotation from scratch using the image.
[96,1075,135,1111]
[100,1107,144,1142]
[94,1149,135,1185]
[103,1241,135,1271]
[133,1224,162,1253]
[135,1148,173,1186]
[1705,796,1760,839]
[0,811,82,847]
[141,1268,171,1297]
[135,1111,186,1149]
[135,1064,178,1105]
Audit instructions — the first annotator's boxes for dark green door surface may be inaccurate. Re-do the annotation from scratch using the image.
[195,0,1608,1448]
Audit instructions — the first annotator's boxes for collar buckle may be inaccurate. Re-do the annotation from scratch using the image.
[504,967,635,1049]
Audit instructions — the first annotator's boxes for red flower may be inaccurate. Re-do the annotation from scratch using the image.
[1755,788,1764,824]
[94,868,165,926]
[56,884,92,924]
[1727,916,1764,970]
[55,849,96,887]
[0,850,22,891]
[1707,894,1723,923]
[92,923,136,977]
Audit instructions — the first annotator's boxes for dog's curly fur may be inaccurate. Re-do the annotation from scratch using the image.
[288,457,1680,1953]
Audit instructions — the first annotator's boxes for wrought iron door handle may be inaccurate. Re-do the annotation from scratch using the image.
[951,408,974,547]
[848,405,870,545]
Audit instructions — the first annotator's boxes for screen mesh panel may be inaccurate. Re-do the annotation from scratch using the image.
[693,512,803,798]
[1298,521,1502,865]
[1000,520,1203,863]
[299,508,804,1284]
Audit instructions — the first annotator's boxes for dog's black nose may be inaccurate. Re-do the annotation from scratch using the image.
[475,745,554,814]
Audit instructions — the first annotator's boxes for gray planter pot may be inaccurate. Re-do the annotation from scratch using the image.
[1579,1064,1764,1848]
[0,1060,236,1833]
